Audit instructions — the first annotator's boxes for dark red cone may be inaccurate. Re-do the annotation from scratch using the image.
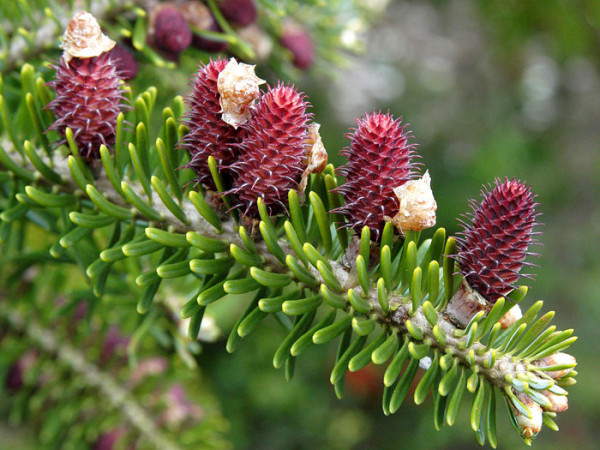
[332,112,419,241]
[47,53,124,160]
[179,58,243,189]
[454,178,540,302]
[228,83,312,217]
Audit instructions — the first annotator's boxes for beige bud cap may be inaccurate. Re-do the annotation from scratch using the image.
[217,58,265,128]
[306,123,328,173]
[298,123,328,192]
[499,304,522,329]
[388,171,437,233]
[61,11,115,63]
[513,392,542,439]
[541,390,569,413]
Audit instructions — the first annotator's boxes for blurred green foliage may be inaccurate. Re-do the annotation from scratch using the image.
[194,1,600,448]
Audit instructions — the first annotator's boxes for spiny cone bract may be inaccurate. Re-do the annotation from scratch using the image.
[229,83,311,217]
[47,53,123,160]
[455,178,540,302]
[333,112,418,241]
[180,58,243,189]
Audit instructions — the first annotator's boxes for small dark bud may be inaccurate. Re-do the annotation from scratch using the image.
[94,428,125,450]
[280,22,315,69]
[5,351,37,393]
[218,0,257,27]
[150,4,192,53]
[100,326,129,363]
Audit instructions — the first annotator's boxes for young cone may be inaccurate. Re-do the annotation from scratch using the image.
[179,58,244,189]
[333,112,419,241]
[454,178,540,303]
[229,83,312,217]
[47,12,123,160]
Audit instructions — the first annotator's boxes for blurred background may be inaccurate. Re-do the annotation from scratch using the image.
[1,0,599,448]
[198,1,600,448]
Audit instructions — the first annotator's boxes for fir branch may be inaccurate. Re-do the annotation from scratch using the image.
[0,140,553,396]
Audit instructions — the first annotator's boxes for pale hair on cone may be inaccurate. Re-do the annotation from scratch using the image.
[61,11,115,62]
[298,122,328,192]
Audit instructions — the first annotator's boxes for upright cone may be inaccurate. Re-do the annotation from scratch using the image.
[454,178,540,302]
[333,112,419,241]
[229,83,312,217]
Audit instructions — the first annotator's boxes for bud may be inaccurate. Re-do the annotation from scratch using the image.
[108,43,138,80]
[333,112,419,241]
[512,392,542,440]
[533,352,577,379]
[218,0,257,27]
[499,305,522,329]
[100,326,129,363]
[388,170,436,232]
[217,58,265,128]
[94,427,125,450]
[541,390,569,413]
[149,4,192,54]
[5,351,37,393]
[280,21,315,69]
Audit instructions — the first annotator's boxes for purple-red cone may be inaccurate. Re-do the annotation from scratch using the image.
[454,178,540,302]
[333,112,419,241]
[180,58,244,188]
[47,52,124,160]
[229,83,312,217]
